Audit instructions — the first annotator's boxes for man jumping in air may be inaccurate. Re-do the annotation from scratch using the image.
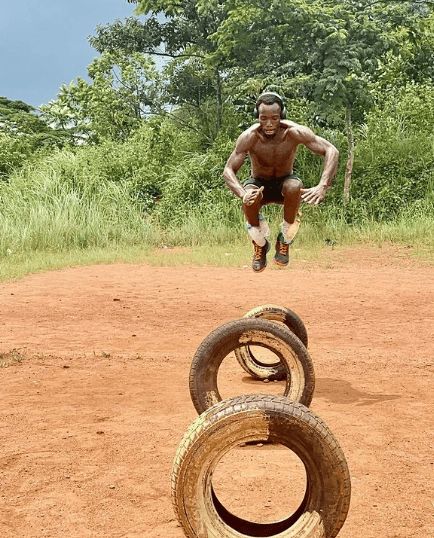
[223,92,339,272]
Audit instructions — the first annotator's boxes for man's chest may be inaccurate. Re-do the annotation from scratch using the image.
[249,138,297,164]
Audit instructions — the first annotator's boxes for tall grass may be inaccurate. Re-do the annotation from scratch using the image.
[1,98,434,282]
[1,198,433,282]
[0,158,159,259]
[1,156,433,281]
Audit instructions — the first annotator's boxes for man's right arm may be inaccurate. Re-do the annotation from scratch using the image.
[223,133,252,199]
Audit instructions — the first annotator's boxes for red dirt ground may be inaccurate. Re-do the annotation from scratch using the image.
[1,245,433,538]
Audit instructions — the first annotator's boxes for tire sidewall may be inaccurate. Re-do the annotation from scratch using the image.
[173,395,350,538]
[189,318,315,415]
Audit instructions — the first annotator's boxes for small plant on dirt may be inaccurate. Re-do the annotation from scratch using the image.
[0,348,26,368]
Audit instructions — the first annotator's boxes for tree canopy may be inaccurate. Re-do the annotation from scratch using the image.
[2,0,434,226]
[19,1,434,144]
[1,97,54,136]
[124,0,433,127]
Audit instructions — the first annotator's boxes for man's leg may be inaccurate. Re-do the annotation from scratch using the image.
[273,178,303,266]
[282,177,303,241]
[243,186,270,272]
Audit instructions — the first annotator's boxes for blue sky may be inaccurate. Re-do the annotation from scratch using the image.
[1,1,140,108]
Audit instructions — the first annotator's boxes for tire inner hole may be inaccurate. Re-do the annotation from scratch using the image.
[211,442,307,524]
[217,349,287,400]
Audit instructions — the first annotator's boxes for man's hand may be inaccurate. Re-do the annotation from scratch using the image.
[300,185,328,206]
[242,186,264,206]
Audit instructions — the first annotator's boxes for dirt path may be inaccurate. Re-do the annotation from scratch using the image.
[1,246,433,538]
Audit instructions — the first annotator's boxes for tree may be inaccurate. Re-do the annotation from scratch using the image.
[40,51,161,141]
[0,97,69,180]
[0,97,65,139]
[91,2,228,139]
[187,0,433,198]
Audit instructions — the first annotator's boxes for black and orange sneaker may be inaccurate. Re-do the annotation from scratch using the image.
[273,232,290,267]
[251,239,270,272]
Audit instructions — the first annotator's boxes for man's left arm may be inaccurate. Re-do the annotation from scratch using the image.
[297,128,339,206]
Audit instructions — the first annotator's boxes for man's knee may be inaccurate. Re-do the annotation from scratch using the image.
[242,185,263,212]
[281,178,303,199]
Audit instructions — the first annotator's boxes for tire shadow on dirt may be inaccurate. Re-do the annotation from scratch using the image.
[234,375,400,407]
[315,377,400,406]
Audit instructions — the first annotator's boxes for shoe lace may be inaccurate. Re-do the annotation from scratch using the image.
[253,242,265,259]
[278,241,289,255]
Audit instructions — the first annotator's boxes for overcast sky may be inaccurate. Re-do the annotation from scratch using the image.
[1,0,139,108]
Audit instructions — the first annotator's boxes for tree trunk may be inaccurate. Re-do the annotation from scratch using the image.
[215,68,222,132]
[344,106,354,202]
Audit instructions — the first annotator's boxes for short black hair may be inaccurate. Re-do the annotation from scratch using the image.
[255,92,286,119]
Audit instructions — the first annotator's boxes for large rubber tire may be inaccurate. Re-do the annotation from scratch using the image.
[235,304,308,381]
[172,394,351,538]
[189,318,315,415]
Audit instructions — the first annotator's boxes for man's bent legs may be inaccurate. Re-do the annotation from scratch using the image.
[281,178,303,244]
[243,185,262,227]
[242,186,271,272]
[271,178,303,267]
[243,186,270,246]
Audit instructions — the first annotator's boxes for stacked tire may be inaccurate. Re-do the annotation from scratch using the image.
[189,315,315,414]
[171,305,351,538]
[234,304,308,381]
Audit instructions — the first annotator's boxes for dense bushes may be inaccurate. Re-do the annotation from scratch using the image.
[0,134,51,181]
[154,139,242,226]
[350,83,434,221]
[1,84,433,259]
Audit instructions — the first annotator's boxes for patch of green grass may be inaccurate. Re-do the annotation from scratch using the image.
[0,246,156,282]
[0,239,327,281]
[1,212,433,282]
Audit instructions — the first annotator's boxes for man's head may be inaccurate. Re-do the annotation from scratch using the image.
[254,92,286,119]
[255,92,286,138]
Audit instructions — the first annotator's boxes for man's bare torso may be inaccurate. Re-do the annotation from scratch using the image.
[223,103,338,206]
[245,121,301,179]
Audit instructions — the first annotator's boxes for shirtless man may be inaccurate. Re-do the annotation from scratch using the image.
[223,92,339,272]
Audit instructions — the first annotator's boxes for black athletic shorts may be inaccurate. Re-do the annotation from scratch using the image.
[243,173,302,204]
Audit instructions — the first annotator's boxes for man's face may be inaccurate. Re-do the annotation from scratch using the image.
[258,102,281,138]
